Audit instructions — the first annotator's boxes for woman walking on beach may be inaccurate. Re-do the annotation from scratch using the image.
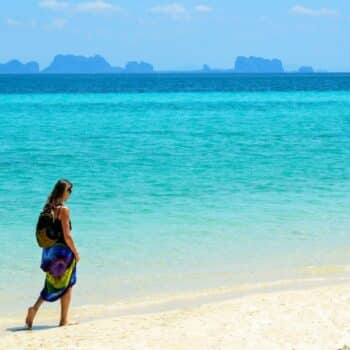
[25,179,80,329]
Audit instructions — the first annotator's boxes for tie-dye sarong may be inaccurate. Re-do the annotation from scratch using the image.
[40,243,77,302]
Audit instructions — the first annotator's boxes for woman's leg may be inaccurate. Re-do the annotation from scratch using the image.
[59,286,72,326]
[25,296,44,329]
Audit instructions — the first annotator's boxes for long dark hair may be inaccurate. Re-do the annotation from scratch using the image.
[43,179,73,210]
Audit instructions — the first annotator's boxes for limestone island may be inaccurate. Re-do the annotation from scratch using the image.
[234,56,284,73]
[0,60,40,74]
[42,54,154,74]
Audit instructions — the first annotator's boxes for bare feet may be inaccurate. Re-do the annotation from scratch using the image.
[25,307,36,330]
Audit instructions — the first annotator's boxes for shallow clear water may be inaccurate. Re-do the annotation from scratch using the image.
[1,75,350,311]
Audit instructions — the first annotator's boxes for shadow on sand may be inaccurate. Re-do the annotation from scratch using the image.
[7,324,58,332]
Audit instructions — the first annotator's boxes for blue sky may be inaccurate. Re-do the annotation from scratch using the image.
[1,0,349,71]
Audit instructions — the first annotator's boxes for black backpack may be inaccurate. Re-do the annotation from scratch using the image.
[35,204,62,248]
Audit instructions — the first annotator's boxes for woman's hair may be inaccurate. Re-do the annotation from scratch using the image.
[44,179,73,209]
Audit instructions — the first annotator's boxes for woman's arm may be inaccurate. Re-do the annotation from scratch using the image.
[60,207,80,262]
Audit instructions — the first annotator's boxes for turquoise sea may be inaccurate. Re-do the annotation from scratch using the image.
[1,74,350,313]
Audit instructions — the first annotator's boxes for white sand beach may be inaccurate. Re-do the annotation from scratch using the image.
[2,279,350,350]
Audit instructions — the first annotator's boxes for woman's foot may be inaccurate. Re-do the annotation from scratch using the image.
[25,307,36,330]
[59,320,79,327]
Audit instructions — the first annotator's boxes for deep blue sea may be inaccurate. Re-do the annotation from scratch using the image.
[1,74,350,312]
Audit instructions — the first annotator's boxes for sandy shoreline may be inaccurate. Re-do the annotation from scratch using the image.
[2,278,350,349]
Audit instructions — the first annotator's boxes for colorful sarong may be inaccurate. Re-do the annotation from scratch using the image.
[40,243,77,302]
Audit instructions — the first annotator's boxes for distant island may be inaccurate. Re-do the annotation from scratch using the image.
[42,55,154,74]
[234,56,284,73]
[42,54,121,74]
[0,60,39,74]
[0,55,154,74]
[165,57,314,74]
[0,54,322,74]
[297,66,314,73]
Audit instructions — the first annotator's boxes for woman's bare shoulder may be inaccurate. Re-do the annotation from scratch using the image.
[57,205,70,220]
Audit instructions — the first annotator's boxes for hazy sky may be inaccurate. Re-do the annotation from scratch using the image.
[1,0,349,71]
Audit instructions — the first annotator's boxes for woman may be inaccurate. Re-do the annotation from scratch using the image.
[25,179,80,329]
